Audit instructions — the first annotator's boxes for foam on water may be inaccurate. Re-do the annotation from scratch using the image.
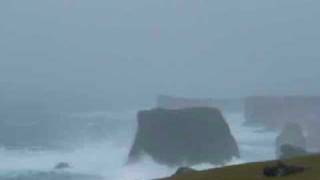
[224,113,278,162]
[0,111,278,180]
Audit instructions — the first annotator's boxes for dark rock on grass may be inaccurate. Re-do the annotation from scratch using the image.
[128,107,239,166]
[263,161,306,177]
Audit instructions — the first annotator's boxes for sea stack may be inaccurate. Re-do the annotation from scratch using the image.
[128,107,239,166]
[275,123,307,158]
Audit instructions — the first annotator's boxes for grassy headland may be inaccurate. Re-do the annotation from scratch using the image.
[160,154,320,180]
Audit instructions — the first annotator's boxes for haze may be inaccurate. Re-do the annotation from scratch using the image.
[1,0,320,111]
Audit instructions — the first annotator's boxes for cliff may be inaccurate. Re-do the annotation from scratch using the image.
[128,107,239,166]
[157,95,243,112]
[244,96,320,128]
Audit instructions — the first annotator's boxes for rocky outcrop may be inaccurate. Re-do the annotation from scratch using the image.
[128,107,239,166]
[275,123,307,157]
[244,96,320,129]
[263,161,306,177]
[279,144,308,159]
[157,95,243,112]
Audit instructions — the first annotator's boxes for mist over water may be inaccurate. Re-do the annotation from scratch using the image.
[225,113,278,162]
[1,1,319,179]
[0,110,277,180]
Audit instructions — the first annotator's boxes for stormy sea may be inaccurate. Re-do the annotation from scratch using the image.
[0,109,278,180]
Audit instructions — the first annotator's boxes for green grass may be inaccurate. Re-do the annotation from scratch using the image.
[161,154,320,180]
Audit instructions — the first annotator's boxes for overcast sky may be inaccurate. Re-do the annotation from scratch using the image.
[1,0,320,108]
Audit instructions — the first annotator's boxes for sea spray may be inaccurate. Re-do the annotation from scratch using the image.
[0,110,277,180]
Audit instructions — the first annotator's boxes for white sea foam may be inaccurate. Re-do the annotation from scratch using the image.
[0,110,278,180]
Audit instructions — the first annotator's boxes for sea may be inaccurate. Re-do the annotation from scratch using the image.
[0,109,278,180]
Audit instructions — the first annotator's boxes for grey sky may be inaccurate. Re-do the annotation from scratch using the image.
[1,0,320,108]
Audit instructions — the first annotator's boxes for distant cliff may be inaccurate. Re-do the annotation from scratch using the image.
[244,96,320,152]
[157,95,243,112]
[128,107,239,166]
[244,96,320,128]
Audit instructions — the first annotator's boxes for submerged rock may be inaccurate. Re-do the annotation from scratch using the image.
[128,107,239,166]
[54,162,71,170]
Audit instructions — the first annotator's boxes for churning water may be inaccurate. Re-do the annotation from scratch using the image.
[0,110,278,180]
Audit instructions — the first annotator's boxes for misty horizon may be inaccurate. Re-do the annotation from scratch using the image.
[1,0,320,111]
[1,1,320,180]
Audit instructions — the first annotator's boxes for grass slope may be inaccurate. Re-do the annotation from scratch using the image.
[162,155,320,180]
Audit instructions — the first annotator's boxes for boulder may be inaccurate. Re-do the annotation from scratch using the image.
[128,107,239,166]
[275,123,307,157]
[263,161,305,177]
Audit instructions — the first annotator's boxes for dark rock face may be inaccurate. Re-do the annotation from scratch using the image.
[263,161,305,177]
[279,144,308,159]
[244,96,320,128]
[157,95,243,112]
[275,123,307,157]
[128,107,239,166]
